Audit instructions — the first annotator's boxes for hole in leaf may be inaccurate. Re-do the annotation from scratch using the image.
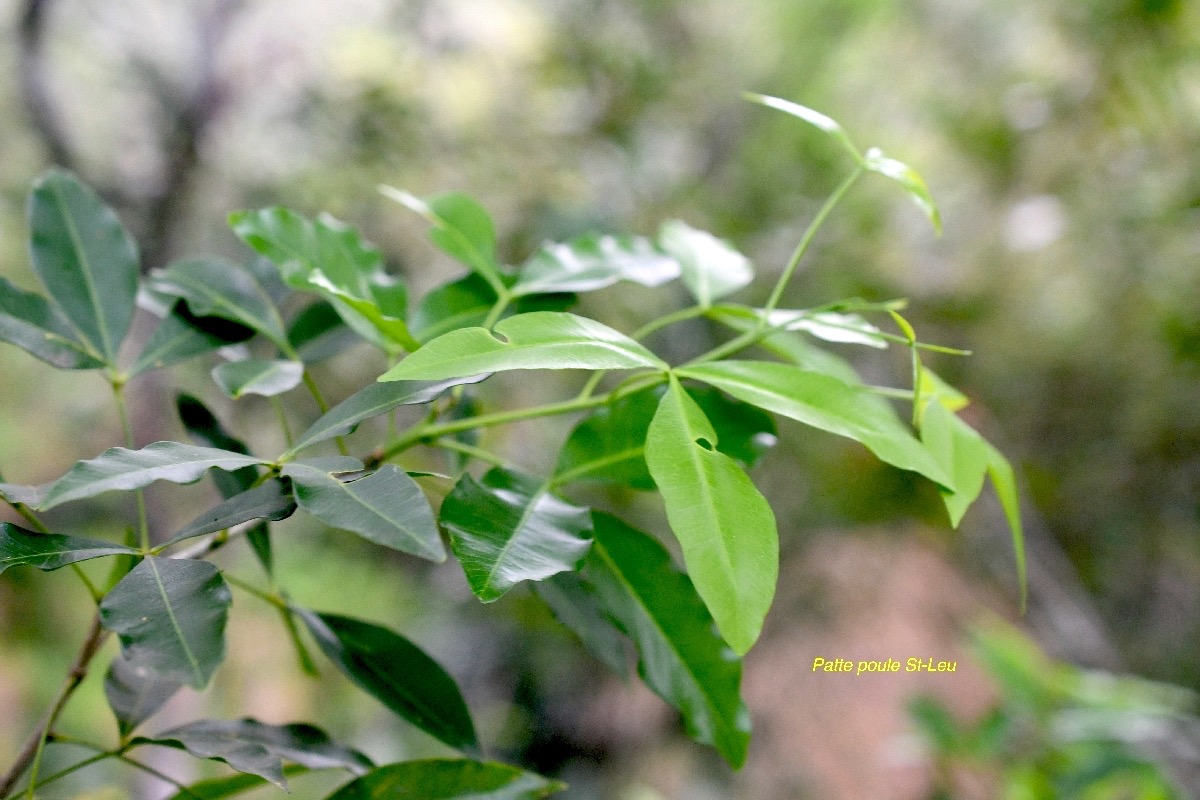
[695,438,715,451]
[491,331,511,344]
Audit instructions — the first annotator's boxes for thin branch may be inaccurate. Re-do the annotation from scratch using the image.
[0,615,109,797]
[17,0,75,169]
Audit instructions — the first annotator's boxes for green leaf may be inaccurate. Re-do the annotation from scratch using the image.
[212,358,304,399]
[381,188,503,289]
[864,148,942,234]
[0,481,48,508]
[511,234,679,296]
[411,273,575,343]
[287,375,489,455]
[282,462,444,562]
[230,208,418,353]
[149,258,291,351]
[129,302,232,377]
[38,442,267,510]
[743,93,862,162]
[99,557,231,689]
[658,221,752,307]
[708,306,863,384]
[0,523,137,574]
[28,169,139,366]
[553,385,776,489]
[105,649,184,737]
[379,311,666,382]
[766,309,888,348]
[297,611,478,752]
[984,443,1027,613]
[0,275,105,369]
[920,400,990,526]
[165,766,310,800]
[644,377,777,655]
[677,361,951,487]
[288,301,358,364]
[532,573,630,678]
[325,759,565,800]
[162,480,296,548]
[584,512,750,767]
[134,719,372,790]
[439,468,592,602]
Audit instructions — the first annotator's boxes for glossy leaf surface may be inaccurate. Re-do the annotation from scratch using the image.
[440,468,592,602]
[163,480,296,548]
[298,611,478,752]
[135,719,372,789]
[325,758,565,800]
[38,442,266,510]
[379,312,665,382]
[282,463,444,562]
[28,169,139,365]
[766,309,887,348]
[512,234,679,296]
[584,512,750,767]
[212,358,304,399]
[230,207,417,352]
[149,258,291,351]
[708,306,862,384]
[864,148,942,234]
[677,360,951,487]
[644,378,777,655]
[287,374,489,454]
[105,649,184,737]
[744,93,862,162]
[0,523,137,574]
[0,275,104,369]
[658,220,752,307]
[100,557,231,689]
[165,767,310,800]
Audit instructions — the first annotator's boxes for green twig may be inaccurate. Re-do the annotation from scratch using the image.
[430,437,512,469]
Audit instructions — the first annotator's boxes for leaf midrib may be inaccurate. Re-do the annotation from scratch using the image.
[147,558,206,686]
[49,180,114,363]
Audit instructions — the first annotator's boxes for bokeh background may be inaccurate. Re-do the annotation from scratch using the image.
[2,0,1200,797]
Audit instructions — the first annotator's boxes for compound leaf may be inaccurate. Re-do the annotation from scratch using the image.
[379,312,665,382]
[100,557,231,689]
[298,611,478,752]
[439,468,592,602]
[643,377,777,656]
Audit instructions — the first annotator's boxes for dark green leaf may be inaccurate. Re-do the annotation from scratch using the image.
[212,359,304,399]
[129,302,231,377]
[532,573,629,678]
[584,512,750,767]
[658,221,752,307]
[511,234,679,296]
[230,208,417,353]
[411,273,498,342]
[105,649,184,737]
[379,312,665,382]
[439,468,592,602]
[289,301,359,364]
[287,375,489,455]
[282,463,444,562]
[0,275,104,369]
[298,611,478,752]
[100,557,231,689]
[325,759,565,800]
[690,386,778,469]
[149,258,291,351]
[382,188,503,289]
[28,169,139,365]
[135,719,373,790]
[175,395,261,500]
[38,442,266,510]
[553,387,661,490]
[165,766,310,800]
[677,360,951,487]
[0,523,137,574]
[644,377,777,656]
[864,148,942,234]
[162,480,296,548]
